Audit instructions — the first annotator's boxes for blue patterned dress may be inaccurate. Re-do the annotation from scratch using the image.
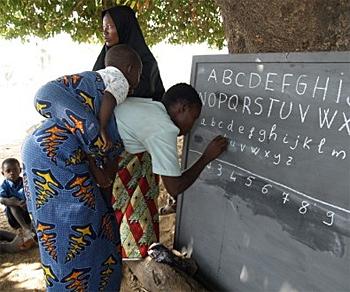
[22,72,123,291]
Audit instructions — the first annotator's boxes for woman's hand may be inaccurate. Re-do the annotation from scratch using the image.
[202,135,229,163]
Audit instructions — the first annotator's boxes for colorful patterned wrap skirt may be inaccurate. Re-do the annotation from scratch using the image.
[111,151,160,259]
[22,72,123,291]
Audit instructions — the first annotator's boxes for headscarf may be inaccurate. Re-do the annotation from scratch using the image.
[93,5,165,100]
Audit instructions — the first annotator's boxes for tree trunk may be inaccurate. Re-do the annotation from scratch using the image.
[215,0,350,53]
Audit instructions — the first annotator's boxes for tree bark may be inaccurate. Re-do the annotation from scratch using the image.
[215,0,350,53]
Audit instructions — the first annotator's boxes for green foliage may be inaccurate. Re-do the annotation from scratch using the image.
[0,0,225,48]
[134,0,225,48]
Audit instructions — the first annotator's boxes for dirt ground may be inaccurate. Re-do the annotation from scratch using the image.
[0,141,178,291]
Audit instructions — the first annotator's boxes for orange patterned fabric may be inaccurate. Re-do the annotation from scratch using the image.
[112,151,160,259]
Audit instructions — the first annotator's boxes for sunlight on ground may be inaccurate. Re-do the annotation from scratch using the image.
[0,261,45,291]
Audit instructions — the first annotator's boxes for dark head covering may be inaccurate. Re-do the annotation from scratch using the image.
[93,5,165,100]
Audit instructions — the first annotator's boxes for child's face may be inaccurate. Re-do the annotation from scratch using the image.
[2,162,21,182]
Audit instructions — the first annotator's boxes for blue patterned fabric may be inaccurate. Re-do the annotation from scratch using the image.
[22,71,123,291]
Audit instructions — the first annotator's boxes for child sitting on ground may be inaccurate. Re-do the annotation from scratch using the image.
[35,44,142,202]
[0,158,35,246]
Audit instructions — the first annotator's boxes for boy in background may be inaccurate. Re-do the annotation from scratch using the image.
[0,158,34,244]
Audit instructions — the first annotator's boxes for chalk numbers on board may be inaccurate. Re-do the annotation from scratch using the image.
[298,201,310,214]
[282,192,290,204]
[205,161,335,227]
[322,211,335,226]
[230,170,237,182]
[217,164,223,176]
[262,184,272,194]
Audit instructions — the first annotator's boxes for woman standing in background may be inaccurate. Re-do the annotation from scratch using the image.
[93,5,168,260]
[93,5,165,100]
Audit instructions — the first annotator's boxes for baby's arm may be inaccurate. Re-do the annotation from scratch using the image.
[99,91,117,151]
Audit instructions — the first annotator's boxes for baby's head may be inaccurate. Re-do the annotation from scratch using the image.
[105,44,142,91]
[1,158,21,183]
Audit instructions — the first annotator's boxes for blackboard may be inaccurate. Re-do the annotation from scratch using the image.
[175,52,350,292]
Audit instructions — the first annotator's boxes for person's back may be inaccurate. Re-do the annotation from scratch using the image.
[115,98,178,147]
[115,97,181,176]
[35,44,141,156]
